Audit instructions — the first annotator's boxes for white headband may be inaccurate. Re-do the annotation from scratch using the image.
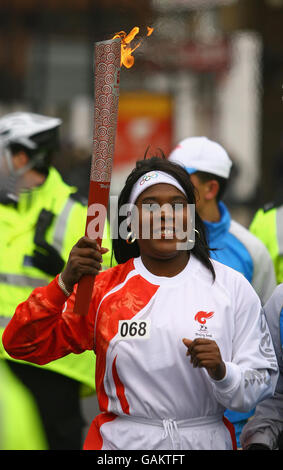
[128,170,187,206]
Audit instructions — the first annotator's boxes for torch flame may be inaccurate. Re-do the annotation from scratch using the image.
[112,26,154,69]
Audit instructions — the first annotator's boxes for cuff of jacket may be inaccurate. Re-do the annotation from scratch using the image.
[208,362,241,393]
[44,275,70,308]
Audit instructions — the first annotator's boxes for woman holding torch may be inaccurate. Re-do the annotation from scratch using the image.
[2,156,278,450]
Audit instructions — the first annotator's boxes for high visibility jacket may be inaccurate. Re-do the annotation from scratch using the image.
[0,360,48,450]
[250,204,283,285]
[0,166,114,395]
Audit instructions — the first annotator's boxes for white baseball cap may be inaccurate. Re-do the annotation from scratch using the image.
[168,136,232,179]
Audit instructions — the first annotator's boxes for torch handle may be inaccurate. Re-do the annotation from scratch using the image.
[73,180,110,316]
[73,274,96,317]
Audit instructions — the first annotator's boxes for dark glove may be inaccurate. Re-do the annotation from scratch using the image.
[246,443,271,450]
[31,209,65,276]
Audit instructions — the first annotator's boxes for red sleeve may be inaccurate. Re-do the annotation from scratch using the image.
[2,275,96,365]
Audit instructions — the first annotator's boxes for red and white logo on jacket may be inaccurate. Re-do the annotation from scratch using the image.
[194,311,214,338]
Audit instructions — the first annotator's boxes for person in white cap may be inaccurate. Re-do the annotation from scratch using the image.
[2,156,278,451]
[168,136,277,447]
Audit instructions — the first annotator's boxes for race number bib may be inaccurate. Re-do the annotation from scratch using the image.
[117,319,150,340]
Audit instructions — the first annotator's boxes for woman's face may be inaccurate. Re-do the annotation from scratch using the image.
[133,183,192,261]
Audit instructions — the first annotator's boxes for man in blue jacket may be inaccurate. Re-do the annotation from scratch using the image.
[169,136,277,447]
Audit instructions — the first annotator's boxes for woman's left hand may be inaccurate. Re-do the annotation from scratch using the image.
[182,338,226,381]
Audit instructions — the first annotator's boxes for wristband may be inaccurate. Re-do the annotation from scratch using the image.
[58,273,72,297]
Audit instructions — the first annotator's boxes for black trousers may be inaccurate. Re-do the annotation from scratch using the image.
[7,360,85,450]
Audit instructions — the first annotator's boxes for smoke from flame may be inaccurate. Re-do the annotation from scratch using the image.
[112,26,154,69]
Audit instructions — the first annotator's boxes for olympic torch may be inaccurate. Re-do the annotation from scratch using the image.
[73,27,154,316]
[73,37,121,315]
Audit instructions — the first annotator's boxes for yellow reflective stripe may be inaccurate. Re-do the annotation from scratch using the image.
[276,206,283,255]
[0,273,49,288]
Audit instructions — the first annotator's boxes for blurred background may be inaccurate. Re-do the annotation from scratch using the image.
[1,0,283,438]
[1,0,283,223]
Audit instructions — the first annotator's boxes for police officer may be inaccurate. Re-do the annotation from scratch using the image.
[0,112,113,449]
[250,202,283,285]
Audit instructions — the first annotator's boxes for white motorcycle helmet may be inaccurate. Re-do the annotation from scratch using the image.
[0,112,62,151]
[0,112,62,203]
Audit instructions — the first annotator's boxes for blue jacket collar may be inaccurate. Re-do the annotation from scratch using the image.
[203,201,231,243]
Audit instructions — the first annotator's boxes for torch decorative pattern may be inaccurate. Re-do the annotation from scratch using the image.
[73,37,121,316]
[91,38,121,183]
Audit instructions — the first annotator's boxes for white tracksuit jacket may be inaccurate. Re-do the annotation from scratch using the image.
[3,255,279,450]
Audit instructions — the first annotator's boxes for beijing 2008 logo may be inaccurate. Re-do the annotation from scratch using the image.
[140,172,158,185]
[194,310,214,338]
